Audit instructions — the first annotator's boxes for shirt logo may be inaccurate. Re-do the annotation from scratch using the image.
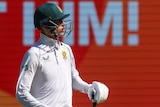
[43,55,49,60]
[22,64,28,71]
[62,50,67,60]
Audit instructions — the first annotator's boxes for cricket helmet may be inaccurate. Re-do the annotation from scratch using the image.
[34,3,70,30]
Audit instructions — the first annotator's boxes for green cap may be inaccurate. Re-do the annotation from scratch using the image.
[34,3,70,29]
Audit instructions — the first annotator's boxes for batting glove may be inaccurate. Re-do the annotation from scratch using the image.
[88,81,109,103]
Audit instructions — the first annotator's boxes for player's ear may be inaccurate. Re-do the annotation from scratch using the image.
[41,25,50,34]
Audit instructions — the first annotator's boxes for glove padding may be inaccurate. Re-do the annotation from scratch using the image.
[88,81,109,104]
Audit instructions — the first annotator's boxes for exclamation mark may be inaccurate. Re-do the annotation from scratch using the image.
[23,1,34,46]
[0,1,7,13]
[128,1,139,46]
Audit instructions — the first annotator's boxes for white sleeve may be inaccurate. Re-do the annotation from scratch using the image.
[16,49,49,107]
[72,73,91,94]
[69,47,91,94]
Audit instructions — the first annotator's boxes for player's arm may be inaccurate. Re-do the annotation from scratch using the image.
[16,49,49,107]
[65,45,90,93]
[69,47,109,104]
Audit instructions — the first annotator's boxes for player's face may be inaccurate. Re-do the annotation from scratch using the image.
[54,20,65,37]
[41,19,72,39]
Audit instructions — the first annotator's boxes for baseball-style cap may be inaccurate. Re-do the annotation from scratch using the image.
[34,3,70,29]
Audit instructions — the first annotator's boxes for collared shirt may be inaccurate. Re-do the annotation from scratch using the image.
[16,33,90,107]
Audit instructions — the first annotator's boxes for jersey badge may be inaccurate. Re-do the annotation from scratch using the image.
[22,64,28,71]
[62,50,67,60]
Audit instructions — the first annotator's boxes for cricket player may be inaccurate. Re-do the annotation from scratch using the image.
[16,3,109,107]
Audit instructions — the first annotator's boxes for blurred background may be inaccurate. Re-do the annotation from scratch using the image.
[0,0,160,107]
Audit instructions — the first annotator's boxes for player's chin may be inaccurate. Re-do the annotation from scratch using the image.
[58,32,65,37]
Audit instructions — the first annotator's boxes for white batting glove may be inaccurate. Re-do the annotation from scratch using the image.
[88,81,109,103]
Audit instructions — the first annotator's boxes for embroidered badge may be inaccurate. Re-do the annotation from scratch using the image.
[57,6,63,13]
[62,50,67,60]
[22,64,28,71]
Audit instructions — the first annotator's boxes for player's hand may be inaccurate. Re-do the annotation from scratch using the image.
[87,81,109,103]
[88,85,96,100]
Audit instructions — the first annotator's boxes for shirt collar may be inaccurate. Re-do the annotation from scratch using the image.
[40,33,56,45]
[40,33,61,49]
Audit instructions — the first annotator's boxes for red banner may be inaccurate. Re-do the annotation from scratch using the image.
[0,0,160,107]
